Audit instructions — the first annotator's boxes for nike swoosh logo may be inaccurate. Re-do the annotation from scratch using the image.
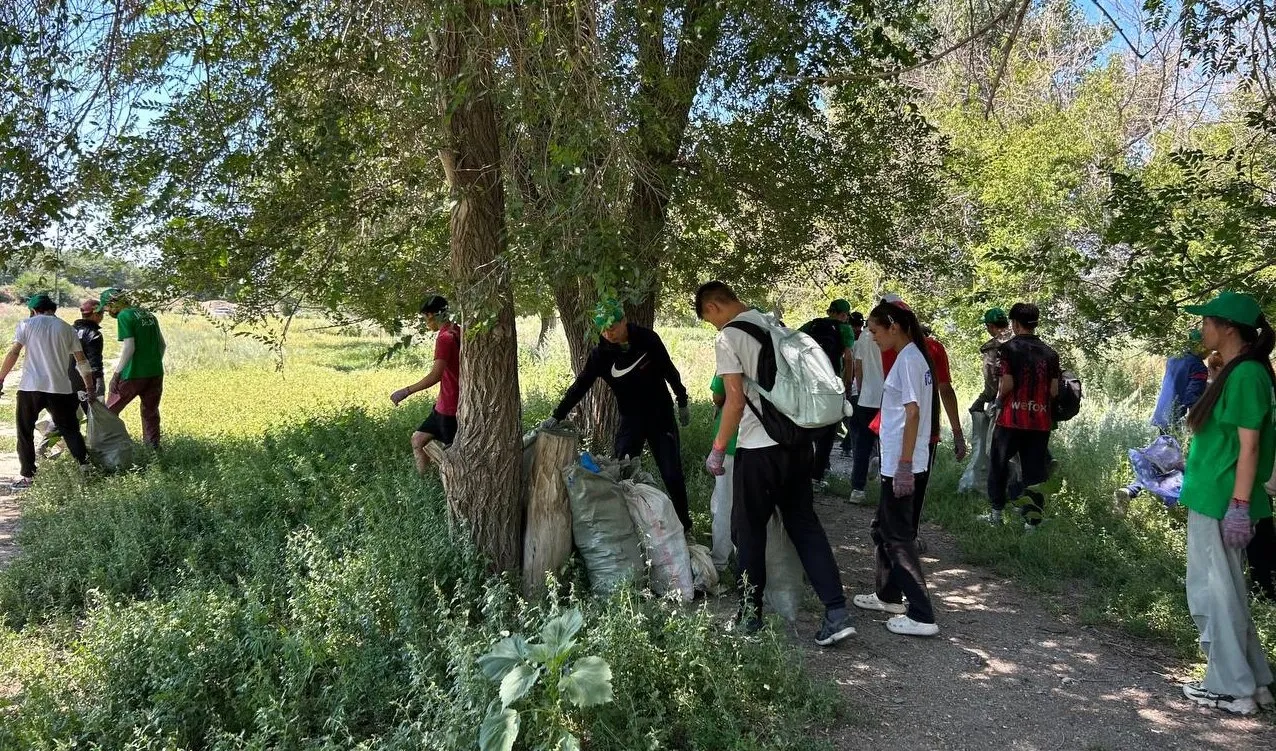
[611,353,648,378]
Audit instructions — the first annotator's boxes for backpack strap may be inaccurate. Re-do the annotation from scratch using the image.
[723,319,778,425]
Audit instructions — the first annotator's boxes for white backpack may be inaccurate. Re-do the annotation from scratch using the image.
[726,316,845,445]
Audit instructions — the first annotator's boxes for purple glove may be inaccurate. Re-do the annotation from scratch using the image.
[1223,501,1255,548]
[705,446,727,476]
[893,459,915,496]
[953,431,968,462]
[390,387,411,406]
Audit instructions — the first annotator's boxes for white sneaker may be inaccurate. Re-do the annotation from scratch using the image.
[849,489,868,505]
[853,593,906,615]
[1182,681,1258,715]
[886,615,939,637]
[1255,685,1273,710]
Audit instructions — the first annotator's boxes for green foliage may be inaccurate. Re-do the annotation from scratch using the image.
[0,315,835,750]
[476,608,614,751]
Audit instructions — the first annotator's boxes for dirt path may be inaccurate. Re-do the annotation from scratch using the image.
[789,453,1276,750]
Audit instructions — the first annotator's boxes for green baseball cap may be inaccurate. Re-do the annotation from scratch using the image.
[99,287,125,310]
[828,299,851,315]
[983,307,1009,326]
[26,293,54,310]
[1184,290,1263,328]
[593,298,625,331]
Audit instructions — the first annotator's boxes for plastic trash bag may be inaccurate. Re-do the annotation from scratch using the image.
[1129,434,1185,506]
[563,457,645,595]
[958,410,991,494]
[764,510,805,622]
[620,480,694,600]
[86,400,133,471]
[687,543,719,594]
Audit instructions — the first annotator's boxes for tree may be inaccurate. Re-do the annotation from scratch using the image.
[435,0,524,571]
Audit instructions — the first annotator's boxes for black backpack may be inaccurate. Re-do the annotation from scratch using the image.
[1053,371,1083,422]
[801,317,845,374]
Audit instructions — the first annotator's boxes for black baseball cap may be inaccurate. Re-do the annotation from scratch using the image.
[419,295,449,315]
[849,311,864,326]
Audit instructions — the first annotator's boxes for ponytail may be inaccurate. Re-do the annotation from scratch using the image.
[868,302,941,430]
[1186,314,1276,432]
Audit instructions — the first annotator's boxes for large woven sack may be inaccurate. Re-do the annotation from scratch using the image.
[86,400,133,471]
[563,458,644,595]
[620,480,694,600]
[763,510,805,622]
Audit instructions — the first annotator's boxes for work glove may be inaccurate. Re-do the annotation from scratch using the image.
[705,446,727,476]
[678,405,691,427]
[390,388,411,406]
[77,390,92,403]
[538,417,559,432]
[1223,501,1255,549]
[953,431,968,462]
[893,459,915,497]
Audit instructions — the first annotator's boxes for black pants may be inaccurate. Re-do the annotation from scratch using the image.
[1249,517,1276,601]
[873,472,935,623]
[850,405,880,491]
[988,426,1051,517]
[16,390,89,478]
[733,443,846,615]
[911,445,938,531]
[811,425,838,481]
[616,416,692,533]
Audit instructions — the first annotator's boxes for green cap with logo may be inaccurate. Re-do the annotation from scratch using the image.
[983,307,1009,326]
[593,298,625,331]
[99,287,126,312]
[827,299,851,315]
[1184,290,1264,328]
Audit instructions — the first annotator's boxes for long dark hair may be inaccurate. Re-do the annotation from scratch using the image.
[1187,314,1276,433]
[869,301,941,434]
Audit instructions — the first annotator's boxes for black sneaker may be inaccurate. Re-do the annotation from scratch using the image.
[814,611,856,646]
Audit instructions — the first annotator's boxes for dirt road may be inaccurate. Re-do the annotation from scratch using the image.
[793,453,1276,750]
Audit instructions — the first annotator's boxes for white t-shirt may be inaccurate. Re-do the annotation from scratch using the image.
[13,314,82,394]
[853,329,885,409]
[714,309,779,450]
[879,342,933,477]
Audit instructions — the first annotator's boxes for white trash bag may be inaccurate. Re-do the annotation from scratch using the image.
[619,480,694,601]
[763,510,805,623]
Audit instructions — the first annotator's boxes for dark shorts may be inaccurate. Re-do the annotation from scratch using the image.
[417,409,458,445]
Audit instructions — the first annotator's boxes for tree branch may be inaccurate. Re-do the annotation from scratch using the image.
[806,0,1022,84]
[983,0,1031,119]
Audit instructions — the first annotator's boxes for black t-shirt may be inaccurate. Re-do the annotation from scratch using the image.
[553,323,688,423]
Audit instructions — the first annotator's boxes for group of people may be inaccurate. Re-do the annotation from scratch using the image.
[3,289,166,488]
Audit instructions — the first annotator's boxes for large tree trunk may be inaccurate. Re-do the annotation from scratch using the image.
[435,0,523,573]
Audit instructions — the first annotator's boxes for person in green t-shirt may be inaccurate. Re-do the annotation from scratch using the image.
[101,288,167,448]
[1177,290,1276,716]
[709,374,739,573]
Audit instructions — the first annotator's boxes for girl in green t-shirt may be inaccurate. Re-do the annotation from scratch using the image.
[1178,290,1276,715]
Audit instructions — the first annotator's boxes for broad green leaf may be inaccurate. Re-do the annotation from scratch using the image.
[477,636,529,681]
[558,655,613,707]
[527,641,555,665]
[539,608,584,654]
[500,663,540,708]
[478,707,519,751]
[557,732,581,751]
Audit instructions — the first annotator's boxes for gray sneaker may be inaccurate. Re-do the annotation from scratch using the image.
[814,610,856,646]
[977,509,1003,526]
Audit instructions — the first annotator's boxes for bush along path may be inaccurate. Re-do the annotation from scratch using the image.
[792,453,1276,750]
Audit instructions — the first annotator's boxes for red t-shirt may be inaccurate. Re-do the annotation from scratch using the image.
[873,337,950,443]
[434,323,461,416]
[995,335,1061,431]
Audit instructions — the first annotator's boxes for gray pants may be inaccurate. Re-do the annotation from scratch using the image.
[1187,510,1273,697]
